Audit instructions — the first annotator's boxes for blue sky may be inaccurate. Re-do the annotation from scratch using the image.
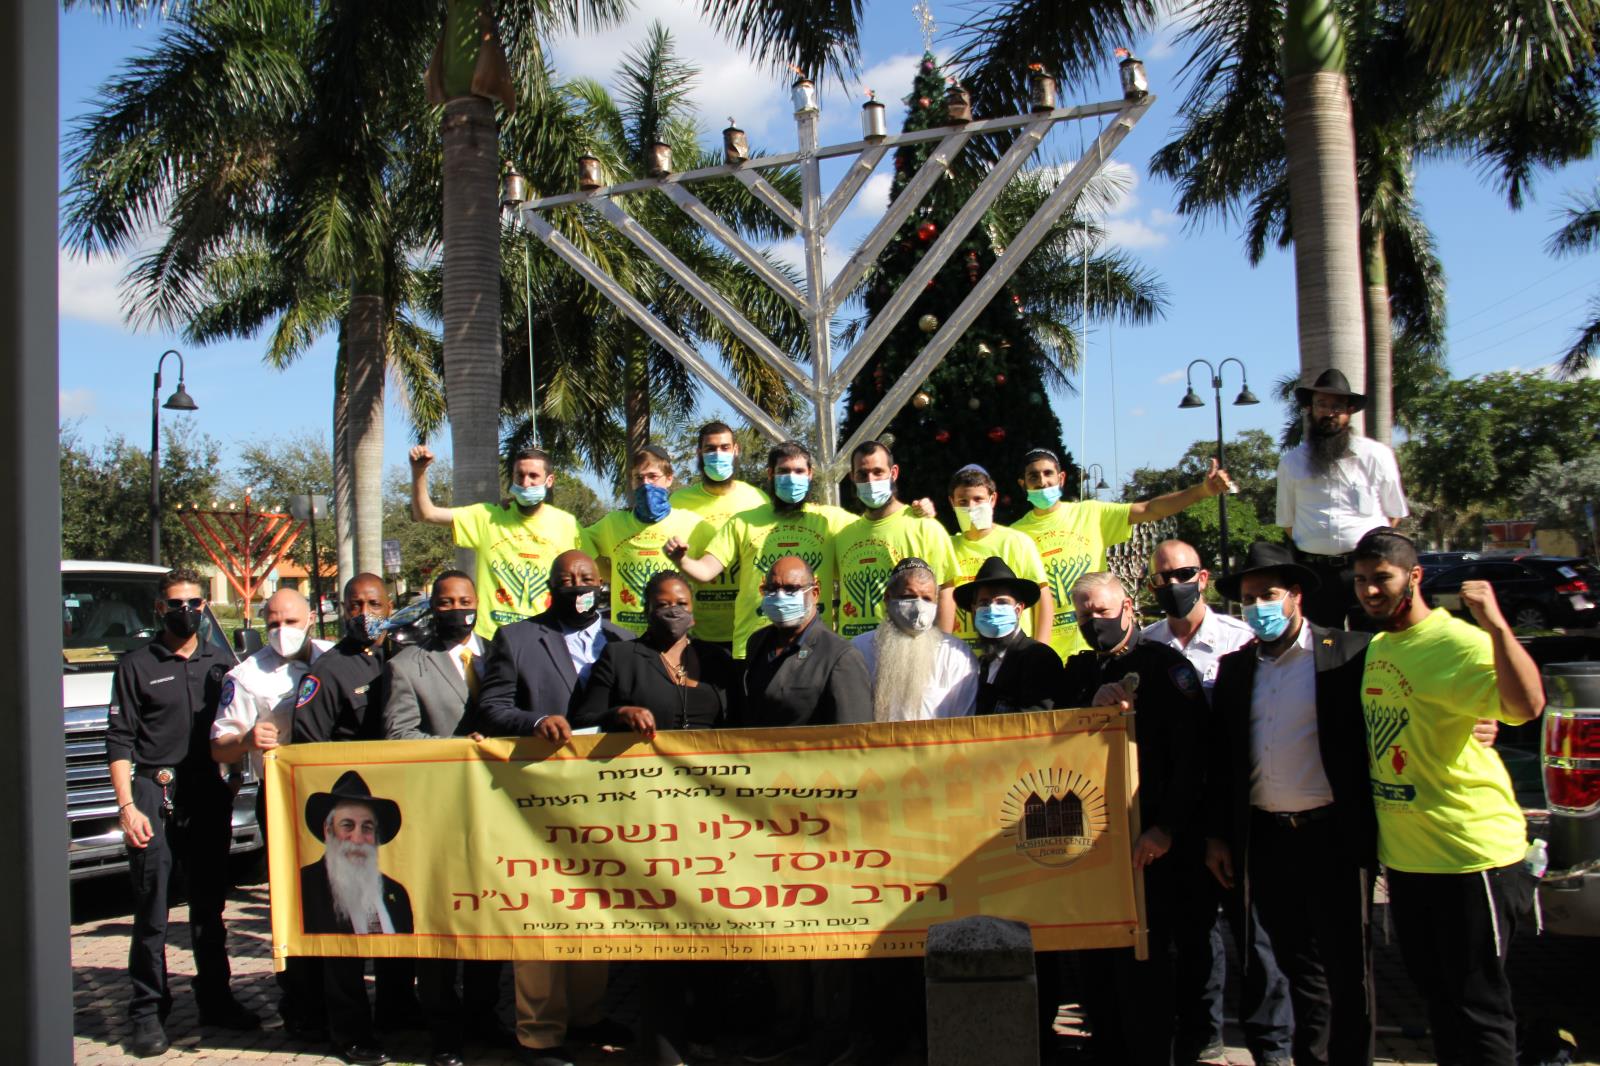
[58,2,1600,501]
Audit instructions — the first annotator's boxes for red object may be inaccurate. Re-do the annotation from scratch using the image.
[1390,745,1407,775]
[851,401,865,413]
[918,96,931,108]
[176,493,303,624]
[935,429,951,443]
[925,279,936,290]
[986,426,1006,443]
[1544,708,1600,814]
[1554,579,1590,594]
[966,250,980,283]
[917,220,938,242]
[995,373,1007,385]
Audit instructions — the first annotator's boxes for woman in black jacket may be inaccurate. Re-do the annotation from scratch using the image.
[572,571,738,733]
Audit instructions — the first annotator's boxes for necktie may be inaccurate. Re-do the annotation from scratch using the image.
[461,647,479,702]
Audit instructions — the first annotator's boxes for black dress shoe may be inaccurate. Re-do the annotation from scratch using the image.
[198,997,263,1030]
[127,1017,170,1058]
[334,1043,391,1065]
[568,1017,633,1047]
[431,1053,467,1066]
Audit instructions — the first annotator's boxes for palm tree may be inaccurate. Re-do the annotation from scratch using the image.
[63,0,446,579]
[1548,189,1600,375]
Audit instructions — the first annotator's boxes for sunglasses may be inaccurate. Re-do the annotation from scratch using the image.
[763,583,815,596]
[1149,566,1201,586]
[163,597,204,611]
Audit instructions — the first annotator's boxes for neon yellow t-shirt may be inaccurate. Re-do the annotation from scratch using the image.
[673,480,770,644]
[1363,607,1527,874]
[702,502,855,658]
[949,525,1049,646]
[452,501,587,639]
[585,507,709,637]
[1012,500,1133,660]
[833,506,960,639]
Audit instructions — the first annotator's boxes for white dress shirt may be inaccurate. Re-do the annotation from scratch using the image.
[1248,621,1334,812]
[1145,607,1256,698]
[561,617,608,684]
[852,629,978,719]
[1275,435,1409,555]
[211,639,334,779]
[449,633,486,681]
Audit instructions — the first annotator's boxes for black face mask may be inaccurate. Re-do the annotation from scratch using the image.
[433,608,476,642]
[553,584,602,625]
[1079,613,1131,655]
[1153,580,1202,620]
[162,607,202,640]
[648,605,694,643]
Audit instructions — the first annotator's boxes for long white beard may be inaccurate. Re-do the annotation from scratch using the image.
[325,839,385,930]
[871,622,942,722]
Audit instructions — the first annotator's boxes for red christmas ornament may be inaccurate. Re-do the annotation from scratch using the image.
[851,401,866,413]
[995,373,1008,385]
[916,220,938,242]
[986,426,1007,443]
[925,278,936,290]
[935,429,951,444]
[965,250,980,283]
[922,59,935,73]
[918,96,931,108]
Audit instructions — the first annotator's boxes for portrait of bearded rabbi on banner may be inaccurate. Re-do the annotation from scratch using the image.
[301,771,415,936]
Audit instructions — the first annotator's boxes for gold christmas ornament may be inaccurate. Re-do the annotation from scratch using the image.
[976,342,993,357]
[918,314,939,333]
[912,390,932,410]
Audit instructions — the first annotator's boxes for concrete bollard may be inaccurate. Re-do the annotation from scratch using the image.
[924,915,1038,1066]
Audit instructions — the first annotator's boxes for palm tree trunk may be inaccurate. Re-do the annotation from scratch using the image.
[1283,0,1367,434]
[1364,229,1393,444]
[346,278,386,577]
[333,327,356,591]
[625,349,650,457]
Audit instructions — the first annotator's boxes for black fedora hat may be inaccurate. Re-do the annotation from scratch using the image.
[1214,541,1322,602]
[305,770,402,845]
[1294,368,1366,408]
[953,556,1041,612]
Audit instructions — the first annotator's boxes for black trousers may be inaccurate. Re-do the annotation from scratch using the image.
[1249,812,1374,1066]
[126,773,235,1021]
[1292,550,1357,630]
[417,958,504,1052]
[1386,863,1533,1066]
[1182,859,1294,1062]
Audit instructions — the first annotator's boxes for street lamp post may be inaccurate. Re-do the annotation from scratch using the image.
[289,494,330,639]
[1179,357,1258,575]
[1081,463,1108,500]
[150,349,198,566]
[501,163,538,444]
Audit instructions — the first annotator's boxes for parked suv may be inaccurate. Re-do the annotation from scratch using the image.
[1422,555,1599,630]
[62,561,263,880]
[1536,658,1600,936]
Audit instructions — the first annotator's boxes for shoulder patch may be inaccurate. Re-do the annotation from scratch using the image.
[1170,664,1201,699]
[295,675,320,708]
[218,678,236,710]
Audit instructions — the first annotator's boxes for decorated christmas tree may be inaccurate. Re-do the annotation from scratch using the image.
[839,52,1162,524]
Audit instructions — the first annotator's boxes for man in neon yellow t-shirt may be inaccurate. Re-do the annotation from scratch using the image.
[585,446,709,637]
[834,440,959,639]
[945,464,1050,648]
[1353,528,1545,1066]
[665,441,853,659]
[669,422,770,652]
[1012,447,1232,661]
[409,444,587,639]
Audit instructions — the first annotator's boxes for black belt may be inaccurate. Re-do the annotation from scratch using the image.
[1295,550,1349,566]
[1252,804,1336,829]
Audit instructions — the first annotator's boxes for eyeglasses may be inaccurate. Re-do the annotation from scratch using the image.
[763,584,815,596]
[1149,566,1201,586]
[163,597,204,611]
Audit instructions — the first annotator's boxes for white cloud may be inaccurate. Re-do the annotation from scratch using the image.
[849,172,894,219]
[1156,369,1185,385]
[59,388,97,419]
[58,245,140,330]
[1129,406,1148,417]
[764,235,849,283]
[1102,216,1171,250]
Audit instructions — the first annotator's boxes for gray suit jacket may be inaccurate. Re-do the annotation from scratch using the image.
[382,637,477,740]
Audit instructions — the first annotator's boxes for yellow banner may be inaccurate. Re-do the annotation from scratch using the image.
[265,709,1144,964]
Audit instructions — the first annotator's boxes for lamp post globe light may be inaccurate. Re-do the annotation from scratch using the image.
[150,349,197,566]
[1081,463,1108,499]
[1178,357,1258,576]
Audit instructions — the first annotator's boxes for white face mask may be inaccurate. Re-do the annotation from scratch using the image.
[955,502,995,533]
[268,624,308,659]
[887,597,938,634]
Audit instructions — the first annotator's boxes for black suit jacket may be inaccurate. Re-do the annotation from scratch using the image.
[975,633,1063,716]
[742,617,873,727]
[475,609,633,736]
[300,857,414,934]
[572,638,737,731]
[1206,622,1376,886]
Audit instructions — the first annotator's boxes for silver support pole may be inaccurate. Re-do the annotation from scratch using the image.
[838,98,1151,457]
[659,183,808,310]
[733,169,802,230]
[525,214,790,442]
[829,116,1054,392]
[593,198,813,393]
[820,144,889,235]
[825,130,973,314]
[797,106,840,500]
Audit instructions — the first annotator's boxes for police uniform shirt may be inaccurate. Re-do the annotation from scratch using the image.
[107,637,231,774]
[211,639,335,777]
[291,637,387,743]
[1060,628,1206,837]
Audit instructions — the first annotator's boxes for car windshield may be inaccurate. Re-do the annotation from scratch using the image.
[62,572,231,670]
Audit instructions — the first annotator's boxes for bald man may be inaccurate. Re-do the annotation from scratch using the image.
[741,555,873,728]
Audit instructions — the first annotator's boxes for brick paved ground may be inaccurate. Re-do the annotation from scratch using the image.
[71,878,1597,1065]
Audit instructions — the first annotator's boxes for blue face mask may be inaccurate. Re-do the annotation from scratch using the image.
[1244,599,1291,641]
[974,603,1019,639]
[702,452,735,483]
[509,483,546,507]
[855,478,893,509]
[633,483,671,523]
[759,589,810,627]
[1026,485,1062,510]
[773,472,810,504]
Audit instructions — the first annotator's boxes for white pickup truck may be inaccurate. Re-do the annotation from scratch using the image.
[61,561,263,880]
